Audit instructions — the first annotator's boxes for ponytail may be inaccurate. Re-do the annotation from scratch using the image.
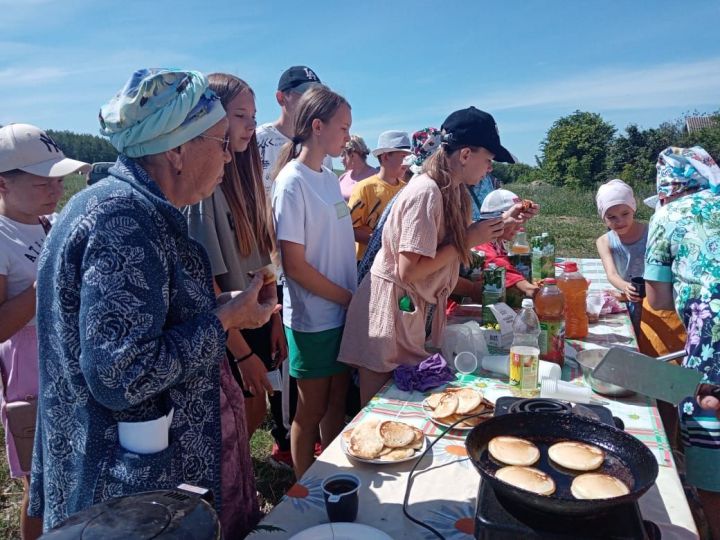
[271,84,350,182]
[271,139,300,182]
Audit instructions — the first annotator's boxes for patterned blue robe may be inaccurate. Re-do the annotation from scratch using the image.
[29,156,227,530]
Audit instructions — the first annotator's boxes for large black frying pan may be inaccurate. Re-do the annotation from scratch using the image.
[465,411,658,516]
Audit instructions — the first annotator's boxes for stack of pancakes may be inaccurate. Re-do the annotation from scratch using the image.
[425,387,490,428]
[342,419,424,461]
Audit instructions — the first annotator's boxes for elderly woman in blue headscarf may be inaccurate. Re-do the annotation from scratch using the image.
[29,69,276,537]
[644,145,720,539]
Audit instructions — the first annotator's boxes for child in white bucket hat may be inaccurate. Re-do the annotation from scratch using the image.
[348,130,411,260]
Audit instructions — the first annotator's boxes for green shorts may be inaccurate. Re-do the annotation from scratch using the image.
[285,326,348,379]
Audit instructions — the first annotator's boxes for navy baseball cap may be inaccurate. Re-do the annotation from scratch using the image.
[277,66,322,93]
[440,107,515,163]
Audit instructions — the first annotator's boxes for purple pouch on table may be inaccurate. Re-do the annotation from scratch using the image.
[393,353,454,392]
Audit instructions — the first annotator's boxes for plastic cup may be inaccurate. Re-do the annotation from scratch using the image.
[321,473,361,522]
[540,378,593,404]
[586,291,604,322]
[481,355,510,376]
[539,361,561,381]
[454,351,478,375]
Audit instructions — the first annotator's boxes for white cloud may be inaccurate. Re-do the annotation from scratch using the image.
[0,67,73,86]
[467,57,720,112]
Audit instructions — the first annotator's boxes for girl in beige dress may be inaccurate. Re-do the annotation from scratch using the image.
[339,107,519,404]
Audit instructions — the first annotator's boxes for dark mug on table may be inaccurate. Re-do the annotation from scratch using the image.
[631,276,646,299]
[321,473,361,522]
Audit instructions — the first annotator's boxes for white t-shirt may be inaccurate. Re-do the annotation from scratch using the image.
[273,160,357,332]
[256,123,333,197]
[0,214,54,326]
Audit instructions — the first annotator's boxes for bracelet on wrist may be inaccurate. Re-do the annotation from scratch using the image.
[234,351,254,364]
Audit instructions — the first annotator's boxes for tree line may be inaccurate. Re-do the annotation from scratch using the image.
[493,110,720,190]
[9,111,719,192]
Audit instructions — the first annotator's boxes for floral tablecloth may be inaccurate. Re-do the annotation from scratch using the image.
[249,259,696,539]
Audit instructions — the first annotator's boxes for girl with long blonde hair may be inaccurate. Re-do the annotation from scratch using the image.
[184,73,287,527]
[338,107,519,403]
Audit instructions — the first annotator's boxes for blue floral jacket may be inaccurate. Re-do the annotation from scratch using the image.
[29,156,227,530]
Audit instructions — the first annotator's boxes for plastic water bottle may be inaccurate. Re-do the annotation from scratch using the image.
[508,298,541,397]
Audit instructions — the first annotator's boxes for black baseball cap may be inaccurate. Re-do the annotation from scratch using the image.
[277,65,322,93]
[440,107,515,163]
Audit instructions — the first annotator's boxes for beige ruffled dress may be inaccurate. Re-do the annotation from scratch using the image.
[338,175,460,373]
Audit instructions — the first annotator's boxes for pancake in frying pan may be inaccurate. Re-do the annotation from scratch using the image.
[488,436,540,466]
[495,466,556,496]
[571,473,630,499]
[548,441,605,471]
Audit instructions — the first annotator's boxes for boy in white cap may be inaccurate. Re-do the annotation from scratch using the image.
[475,188,538,298]
[348,130,411,260]
[0,123,88,539]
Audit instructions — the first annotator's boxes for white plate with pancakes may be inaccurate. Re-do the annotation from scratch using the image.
[422,387,493,430]
[340,419,427,464]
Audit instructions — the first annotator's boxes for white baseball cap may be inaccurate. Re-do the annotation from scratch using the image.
[480,188,520,213]
[0,123,89,176]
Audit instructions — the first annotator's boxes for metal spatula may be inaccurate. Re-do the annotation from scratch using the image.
[593,348,720,405]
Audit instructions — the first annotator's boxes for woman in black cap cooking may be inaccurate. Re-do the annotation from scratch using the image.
[338,107,535,404]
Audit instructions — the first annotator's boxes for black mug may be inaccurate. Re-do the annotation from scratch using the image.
[631,276,646,299]
[321,473,361,522]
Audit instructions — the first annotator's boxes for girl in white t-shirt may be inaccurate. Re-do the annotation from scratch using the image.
[272,86,356,477]
[0,123,87,540]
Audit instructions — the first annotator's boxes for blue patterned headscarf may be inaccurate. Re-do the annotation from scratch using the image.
[656,146,720,199]
[99,68,226,158]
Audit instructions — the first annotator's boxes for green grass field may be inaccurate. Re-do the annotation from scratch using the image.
[0,178,648,538]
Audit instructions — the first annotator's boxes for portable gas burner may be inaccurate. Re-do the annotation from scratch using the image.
[474,397,660,540]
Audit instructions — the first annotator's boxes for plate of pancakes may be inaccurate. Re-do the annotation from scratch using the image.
[422,387,493,430]
[340,419,426,464]
[487,435,630,499]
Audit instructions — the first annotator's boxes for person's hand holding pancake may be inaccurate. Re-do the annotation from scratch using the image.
[503,199,539,225]
[216,274,281,330]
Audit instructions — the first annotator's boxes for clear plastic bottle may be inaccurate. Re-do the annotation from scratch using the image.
[535,278,565,366]
[508,298,541,396]
[556,262,589,339]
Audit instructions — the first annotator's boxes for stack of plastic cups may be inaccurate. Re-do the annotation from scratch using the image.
[540,378,595,404]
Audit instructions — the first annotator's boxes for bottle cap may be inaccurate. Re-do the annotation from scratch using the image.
[557,262,578,272]
[544,278,557,285]
[521,298,534,309]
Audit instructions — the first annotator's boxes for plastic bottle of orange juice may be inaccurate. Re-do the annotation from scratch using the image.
[556,262,588,339]
[535,278,565,366]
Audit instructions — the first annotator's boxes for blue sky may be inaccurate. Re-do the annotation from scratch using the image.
[2,0,719,166]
